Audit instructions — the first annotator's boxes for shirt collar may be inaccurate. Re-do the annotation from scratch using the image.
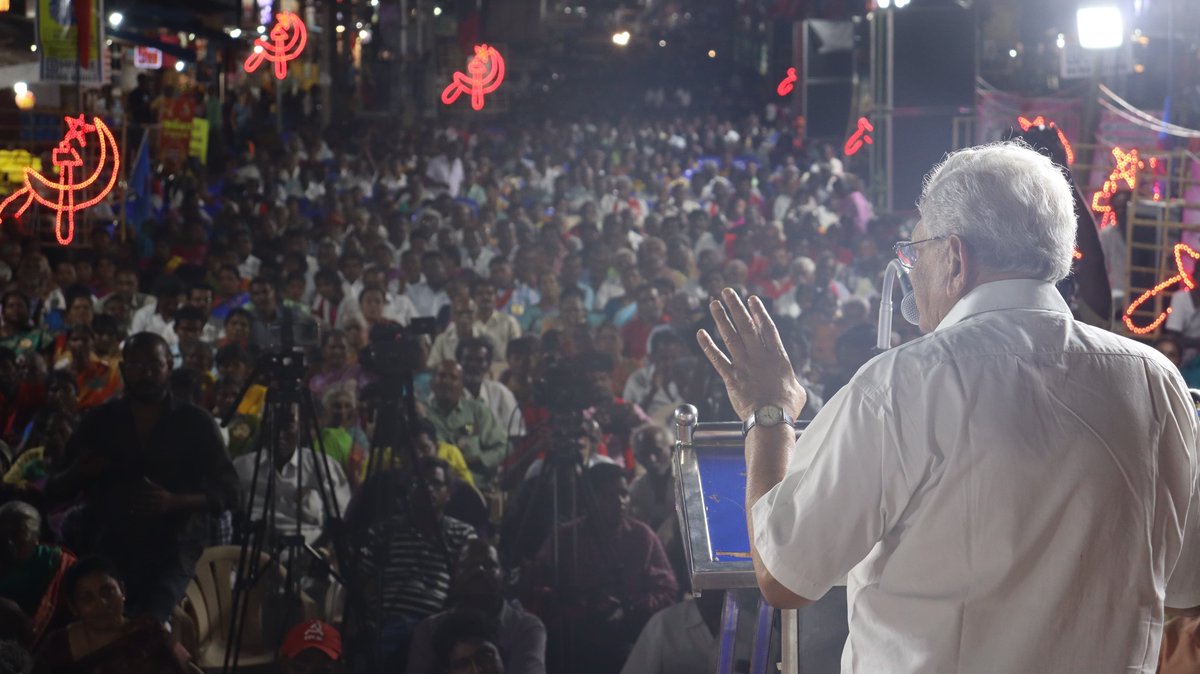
[936,279,1069,332]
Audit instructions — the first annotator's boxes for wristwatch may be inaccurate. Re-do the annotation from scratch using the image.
[742,405,795,437]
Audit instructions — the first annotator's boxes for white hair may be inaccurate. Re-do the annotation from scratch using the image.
[0,501,40,528]
[917,141,1076,282]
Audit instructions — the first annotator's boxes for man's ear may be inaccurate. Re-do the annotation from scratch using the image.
[945,234,971,298]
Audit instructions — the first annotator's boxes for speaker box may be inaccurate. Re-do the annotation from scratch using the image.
[797,19,857,139]
[889,7,975,110]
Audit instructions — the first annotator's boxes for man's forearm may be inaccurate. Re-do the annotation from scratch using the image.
[745,424,812,608]
[745,424,792,533]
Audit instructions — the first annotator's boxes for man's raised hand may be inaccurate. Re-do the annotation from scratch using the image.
[696,288,807,421]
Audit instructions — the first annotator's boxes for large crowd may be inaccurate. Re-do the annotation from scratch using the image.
[0,78,1171,674]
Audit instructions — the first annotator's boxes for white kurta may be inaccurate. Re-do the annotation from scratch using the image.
[753,279,1200,673]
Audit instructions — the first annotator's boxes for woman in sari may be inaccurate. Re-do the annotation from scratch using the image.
[0,293,52,358]
[33,556,188,674]
[308,331,365,403]
[0,501,75,648]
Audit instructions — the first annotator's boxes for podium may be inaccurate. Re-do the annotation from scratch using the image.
[674,404,847,674]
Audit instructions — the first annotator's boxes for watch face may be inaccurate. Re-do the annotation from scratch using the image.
[759,405,784,425]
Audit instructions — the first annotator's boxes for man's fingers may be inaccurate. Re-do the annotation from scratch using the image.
[696,329,734,380]
[709,297,749,364]
[722,288,761,349]
[749,295,791,363]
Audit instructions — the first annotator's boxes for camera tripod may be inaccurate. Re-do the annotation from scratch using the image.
[219,348,365,673]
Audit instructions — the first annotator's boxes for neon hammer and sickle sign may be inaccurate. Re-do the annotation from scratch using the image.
[244,12,308,80]
[441,44,506,111]
[1122,243,1200,335]
[0,115,120,246]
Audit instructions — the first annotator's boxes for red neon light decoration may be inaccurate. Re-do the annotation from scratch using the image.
[243,12,308,80]
[844,117,873,156]
[1091,146,1143,229]
[441,44,506,111]
[0,115,120,246]
[777,67,797,97]
[1122,243,1200,334]
[1017,115,1075,165]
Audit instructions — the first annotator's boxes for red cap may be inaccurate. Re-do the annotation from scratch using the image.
[280,620,342,660]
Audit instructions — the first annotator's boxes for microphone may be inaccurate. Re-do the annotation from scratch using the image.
[897,271,920,326]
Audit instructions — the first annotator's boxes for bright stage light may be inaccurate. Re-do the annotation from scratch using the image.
[229,28,242,38]
[612,31,630,47]
[1077,6,1123,49]
[108,12,122,27]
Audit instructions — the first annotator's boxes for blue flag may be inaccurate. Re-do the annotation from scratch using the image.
[125,135,152,228]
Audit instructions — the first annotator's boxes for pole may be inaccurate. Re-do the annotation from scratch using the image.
[119,116,128,242]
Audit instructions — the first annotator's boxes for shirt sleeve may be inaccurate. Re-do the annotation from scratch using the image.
[626,524,678,623]
[619,610,664,674]
[472,403,509,474]
[1166,379,1200,609]
[405,617,437,674]
[750,377,912,601]
[506,612,548,674]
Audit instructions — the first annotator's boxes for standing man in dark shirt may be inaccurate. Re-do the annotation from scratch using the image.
[127,74,156,148]
[47,333,239,622]
[128,75,156,125]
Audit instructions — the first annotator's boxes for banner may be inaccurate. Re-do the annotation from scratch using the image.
[158,96,197,169]
[134,46,162,70]
[188,118,209,165]
[36,0,106,85]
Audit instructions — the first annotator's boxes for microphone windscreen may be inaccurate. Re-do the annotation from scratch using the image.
[900,292,921,326]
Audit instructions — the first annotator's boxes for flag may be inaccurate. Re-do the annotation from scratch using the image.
[125,135,152,227]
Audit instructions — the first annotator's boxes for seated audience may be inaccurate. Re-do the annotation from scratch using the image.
[0,502,75,647]
[408,539,546,674]
[33,555,188,674]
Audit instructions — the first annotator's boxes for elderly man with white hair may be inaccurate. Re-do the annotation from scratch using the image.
[697,141,1200,673]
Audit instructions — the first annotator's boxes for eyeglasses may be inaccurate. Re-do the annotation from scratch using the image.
[893,236,948,270]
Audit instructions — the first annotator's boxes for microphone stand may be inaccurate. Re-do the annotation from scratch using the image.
[877,259,920,352]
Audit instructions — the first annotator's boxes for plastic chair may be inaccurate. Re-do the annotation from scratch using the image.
[181,545,316,672]
[322,581,346,627]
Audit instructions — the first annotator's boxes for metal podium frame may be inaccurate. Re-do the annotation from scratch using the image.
[673,404,809,674]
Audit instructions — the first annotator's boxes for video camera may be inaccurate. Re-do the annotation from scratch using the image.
[358,318,439,381]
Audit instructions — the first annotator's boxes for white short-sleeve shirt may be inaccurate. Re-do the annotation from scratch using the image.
[753,279,1200,673]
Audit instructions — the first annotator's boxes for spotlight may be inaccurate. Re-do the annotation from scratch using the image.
[1009,48,1018,58]
[108,12,123,27]
[359,29,372,42]
[612,30,630,47]
[707,49,716,58]
[894,0,910,7]
[878,0,891,8]
[1056,33,1065,49]
[1077,6,1123,49]
[257,25,267,34]
[13,82,27,96]
[229,28,242,38]
[658,40,666,47]
[175,61,185,72]
[335,24,346,33]
[30,45,36,52]
[433,6,442,16]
